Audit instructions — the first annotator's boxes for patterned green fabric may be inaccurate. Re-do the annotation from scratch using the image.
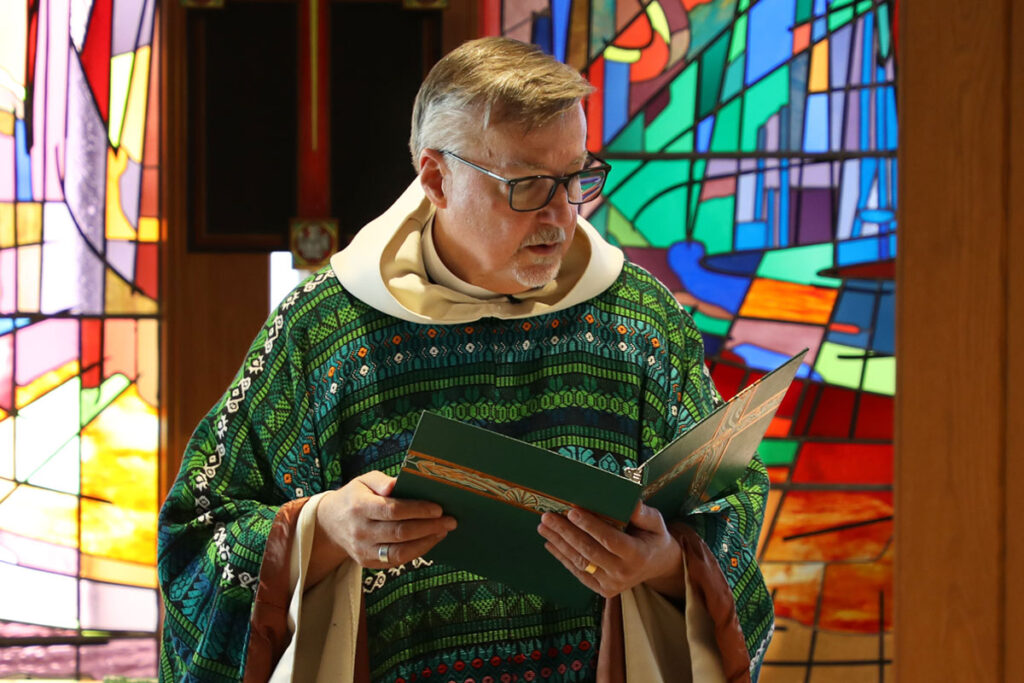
[158,263,773,682]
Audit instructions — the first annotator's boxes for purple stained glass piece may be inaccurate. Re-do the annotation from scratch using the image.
[65,48,108,254]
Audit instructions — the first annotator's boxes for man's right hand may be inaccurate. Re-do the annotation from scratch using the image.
[306,470,456,589]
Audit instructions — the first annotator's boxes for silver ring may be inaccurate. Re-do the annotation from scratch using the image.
[377,544,390,564]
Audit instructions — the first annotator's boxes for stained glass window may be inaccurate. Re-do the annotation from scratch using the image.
[498,0,896,679]
[0,0,161,677]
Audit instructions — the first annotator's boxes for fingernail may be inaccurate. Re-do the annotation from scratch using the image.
[445,518,457,531]
[568,509,581,523]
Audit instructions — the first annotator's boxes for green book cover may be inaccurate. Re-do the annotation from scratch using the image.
[392,349,807,608]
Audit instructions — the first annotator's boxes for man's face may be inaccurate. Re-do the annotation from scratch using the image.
[431,103,587,295]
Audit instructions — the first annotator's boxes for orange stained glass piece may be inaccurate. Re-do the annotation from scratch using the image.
[105,267,158,314]
[809,38,830,93]
[103,318,137,380]
[764,416,792,437]
[758,488,783,553]
[80,553,159,588]
[0,484,78,547]
[819,547,893,631]
[761,490,893,563]
[137,318,159,406]
[766,466,789,485]
[630,33,669,81]
[792,22,811,54]
[761,562,824,627]
[738,278,838,325]
[15,359,79,409]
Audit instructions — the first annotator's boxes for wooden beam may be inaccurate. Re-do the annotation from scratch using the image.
[896,1,1009,680]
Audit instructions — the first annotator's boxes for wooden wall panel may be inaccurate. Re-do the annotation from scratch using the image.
[896,1,1012,681]
[160,0,270,496]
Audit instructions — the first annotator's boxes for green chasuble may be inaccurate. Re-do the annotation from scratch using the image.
[158,263,773,682]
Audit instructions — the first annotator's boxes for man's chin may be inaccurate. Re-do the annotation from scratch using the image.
[513,262,561,289]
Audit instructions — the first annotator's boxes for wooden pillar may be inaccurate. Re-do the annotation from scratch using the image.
[896,0,1023,680]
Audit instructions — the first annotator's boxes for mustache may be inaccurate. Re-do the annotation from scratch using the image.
[520,226,566,248]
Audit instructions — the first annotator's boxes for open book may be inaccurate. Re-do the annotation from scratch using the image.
[392,349,807,607]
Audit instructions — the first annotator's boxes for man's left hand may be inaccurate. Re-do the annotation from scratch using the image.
[538,503,685,599]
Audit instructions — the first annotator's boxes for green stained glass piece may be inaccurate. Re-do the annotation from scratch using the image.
[877,4,892,58]
[608,114,644,153]
[829,7,855,31]
[710,98,741,152]
[814,341,864,390]
[795,0,813,22]
[739,0,750,11]
[728,14,747,62]
[635,186,689,247]
[856,0,872,13]
[81,374,132,427]
[699,33,731,120]
[690,159,707,218]
[605,203,651,247]
[27,436,80,495]
[692,311,731,337]
[646,63,697,152]
[666,131,694,154]
[830,0,855,7]
[688,0,739,59]
[741,66,790,151]
[586,203,609,238]
[603,159,643,195]
[757,244,841,287]
[609,160,691,222]
[590,0,617,61]
[758,439,799,466]
[691,196,735,255]
[722,57,745,101]
[863,355,896,396]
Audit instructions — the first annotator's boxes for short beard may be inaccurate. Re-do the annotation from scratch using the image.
[512,226,567,288]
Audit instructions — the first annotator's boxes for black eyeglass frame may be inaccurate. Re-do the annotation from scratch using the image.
[440,150,612,212]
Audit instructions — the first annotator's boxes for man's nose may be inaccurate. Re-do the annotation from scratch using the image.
[540,182,576,224]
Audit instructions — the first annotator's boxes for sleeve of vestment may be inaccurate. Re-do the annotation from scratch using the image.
[157,274,331,683]
[668,307,774,681]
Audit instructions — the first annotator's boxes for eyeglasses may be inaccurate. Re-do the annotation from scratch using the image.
[441,150,611,212]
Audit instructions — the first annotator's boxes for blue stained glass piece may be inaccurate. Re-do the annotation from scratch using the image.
[861,209,895,223]
[704,250,764,276]
[731,343,815,378]
[603,59,631,144]
[697,116,715,153]
[736,221,768,250]
[804,93,829,152]
[885,87,898,149]
[746,0,797,85]
[812,17,827,40]
[531,13,553,56]
[814,0,827,15]
[874,292,895,354]
[827,287,874,348]
[0,318,31,336]
[552,0,570,64]
[14,119,32,201]
[779,161,791,247]
[703,334,725,358]
[837,235,883,265]
[830,25,853,90]
[666,241,750,313]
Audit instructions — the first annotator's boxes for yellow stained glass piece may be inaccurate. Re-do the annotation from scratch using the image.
[138,216,160,242]
[80,553,158,588]
[809,39,830,93]
[108,51,135,148]
[0,110,13,135]
[0,203,14,247]
[15,202,42,244]
[80,384,157,564]
[16,245,40,313]
[15,359,79,409]
[81,499,157,565]
[604,45,642,64]
[105,147,137,239]
[738,278,837,324]
[0,484,78,547]
[105,266,157,314]
[119,46,151,163]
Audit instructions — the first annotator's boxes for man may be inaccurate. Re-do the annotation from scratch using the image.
[158,37,773,682]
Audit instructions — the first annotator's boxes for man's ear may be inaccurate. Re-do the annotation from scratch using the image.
[419,149,448,209]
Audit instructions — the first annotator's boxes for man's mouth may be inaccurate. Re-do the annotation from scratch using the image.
[524,243,560,256]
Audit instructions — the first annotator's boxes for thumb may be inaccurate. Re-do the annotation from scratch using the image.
[629,502,666,533]
[359,470,397,497]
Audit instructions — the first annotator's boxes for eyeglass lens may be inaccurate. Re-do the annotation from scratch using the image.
[510,170,606,211]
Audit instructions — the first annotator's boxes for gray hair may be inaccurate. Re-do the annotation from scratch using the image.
[409,37,595,171]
